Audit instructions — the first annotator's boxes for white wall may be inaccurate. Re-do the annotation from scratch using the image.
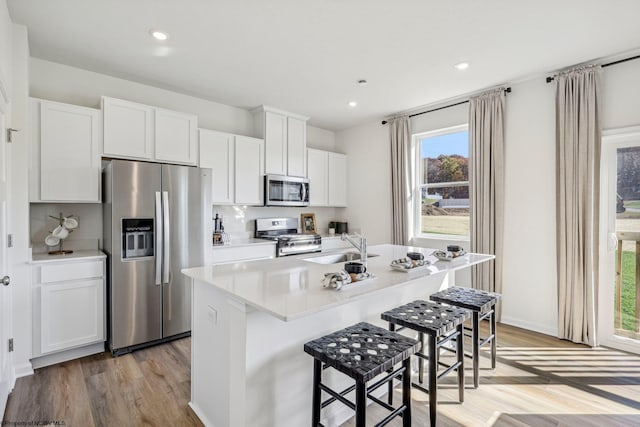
[30,58,255,136]
[501,78,557,335]
[336,121,391,245]
[29,204,102,254]
[307,125,337,152]
[602,59,640,130]
[335,59,640,337]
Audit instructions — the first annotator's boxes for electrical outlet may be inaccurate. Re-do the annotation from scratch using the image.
[207,306,217,324]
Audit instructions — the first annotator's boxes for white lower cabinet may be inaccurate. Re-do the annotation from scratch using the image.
[40,278,103,354]
[31,254,106,367]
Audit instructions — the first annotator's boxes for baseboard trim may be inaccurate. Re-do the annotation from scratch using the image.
[189,401,215,427]
[31,342,105,370]
[500,316,557,337]
[13,362,34,379]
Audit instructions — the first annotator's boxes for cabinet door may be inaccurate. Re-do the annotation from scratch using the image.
[306,149,328,206]
[155,108,197,165]
[235,136,264,205]
[264,111,287,175]
[102,97,154,160]
[200,129,234,204]
[40,101,101,202]
[287,117,307,177]
[328,152,347,207]
[40,278,104,354]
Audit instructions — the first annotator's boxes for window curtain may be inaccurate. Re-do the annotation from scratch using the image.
[555,65,602,347]
[469,89,505,307]
[390,115,412,245]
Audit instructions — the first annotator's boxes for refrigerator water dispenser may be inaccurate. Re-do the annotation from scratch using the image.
[122,218,154,259]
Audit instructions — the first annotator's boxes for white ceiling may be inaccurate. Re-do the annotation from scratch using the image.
[7,0,640,130]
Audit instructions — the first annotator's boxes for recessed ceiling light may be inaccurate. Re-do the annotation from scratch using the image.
[348,101,358,107]
[150,30,169,41]
[454,62,470,70]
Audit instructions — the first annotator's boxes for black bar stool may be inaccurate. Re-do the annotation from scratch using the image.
[430,286,500,388]
[381,300,470,427]
[303,322,420,427]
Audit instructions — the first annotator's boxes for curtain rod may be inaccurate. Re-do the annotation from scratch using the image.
[381,87,511,125]
[545,54,640,83]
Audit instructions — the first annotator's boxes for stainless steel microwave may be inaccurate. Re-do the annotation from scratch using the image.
[264,174,310,206]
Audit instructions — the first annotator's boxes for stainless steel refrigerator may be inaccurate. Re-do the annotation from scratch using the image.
[103,159,209,355]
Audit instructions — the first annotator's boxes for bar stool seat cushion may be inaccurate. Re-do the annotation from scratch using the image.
[430,286,500,314]
[303,322,420,382]
[381,300,470,336]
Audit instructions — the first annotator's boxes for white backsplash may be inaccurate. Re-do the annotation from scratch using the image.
[30,203,103,254]
[210,205,347,237]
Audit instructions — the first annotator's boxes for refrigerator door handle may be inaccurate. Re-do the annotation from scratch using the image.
[154,191,163,285]
[162,191,170,284]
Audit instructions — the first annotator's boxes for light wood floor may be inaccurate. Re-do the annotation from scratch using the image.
[4,324,640,426]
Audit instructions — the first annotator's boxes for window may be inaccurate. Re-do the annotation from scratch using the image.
[414,125,469,238]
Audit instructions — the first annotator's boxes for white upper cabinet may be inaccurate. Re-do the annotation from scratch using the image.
[328,152,347,207]
[155,108,197,165]
[287,117,307,177]
[253,106,308,177]
[30,98,101,203]
[199,129,264,206]
[234,135,264,205]
[264,111,287,175]
[102,97,197,165]
[306,148,347,207]
[200,129,234,204]
[102,97,153,160]
[306,148,328,206]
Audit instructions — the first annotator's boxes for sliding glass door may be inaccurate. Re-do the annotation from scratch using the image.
[600,127,640,353]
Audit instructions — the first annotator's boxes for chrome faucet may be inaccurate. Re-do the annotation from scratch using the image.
[341,232,367,265]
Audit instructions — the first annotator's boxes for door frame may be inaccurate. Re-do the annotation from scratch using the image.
[599,126,640,353]
[0,75,12,417]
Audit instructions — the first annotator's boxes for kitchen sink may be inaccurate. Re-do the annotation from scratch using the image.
[303,252,379,264]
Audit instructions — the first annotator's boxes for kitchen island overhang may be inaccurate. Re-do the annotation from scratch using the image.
[182,244,494,427]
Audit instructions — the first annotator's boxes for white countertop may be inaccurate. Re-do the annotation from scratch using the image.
[183,244,494,321]
[30,249,106,264]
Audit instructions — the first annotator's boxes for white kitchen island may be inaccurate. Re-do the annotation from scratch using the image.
[182,244,494,427]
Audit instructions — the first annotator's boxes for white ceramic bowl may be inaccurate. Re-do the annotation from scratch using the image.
[62,217,78,229]
[52,225,69,239]
[44,234,60,246]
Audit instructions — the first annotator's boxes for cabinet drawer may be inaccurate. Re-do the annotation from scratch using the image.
[40,260,103,283]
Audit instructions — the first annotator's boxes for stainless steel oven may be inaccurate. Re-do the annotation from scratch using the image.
[264,174,309,207]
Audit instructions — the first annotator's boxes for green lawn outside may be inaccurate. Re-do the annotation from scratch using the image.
[618,250,637,332]
[624,200,640,209]
[421,215,469,236]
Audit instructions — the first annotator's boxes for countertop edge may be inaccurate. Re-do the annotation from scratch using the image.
[29,250,107,264]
